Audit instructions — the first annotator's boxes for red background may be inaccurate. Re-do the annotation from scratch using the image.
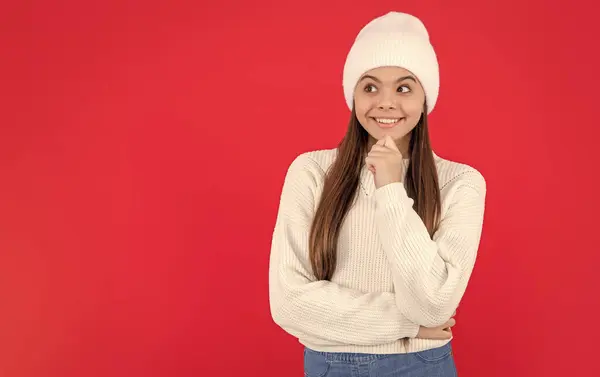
[1,0,599,376]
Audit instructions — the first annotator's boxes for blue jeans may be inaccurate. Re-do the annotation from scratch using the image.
[304,342,457,377]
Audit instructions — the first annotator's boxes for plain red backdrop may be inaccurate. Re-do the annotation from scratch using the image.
[1,0,599,376]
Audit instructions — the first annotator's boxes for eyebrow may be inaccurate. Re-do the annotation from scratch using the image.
[359,75,416,84]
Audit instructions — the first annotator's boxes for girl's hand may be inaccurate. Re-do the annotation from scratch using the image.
[415,311,457,340]
[365,135,404,189]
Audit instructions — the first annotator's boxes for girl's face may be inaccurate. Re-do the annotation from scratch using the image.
[353,66,426,148]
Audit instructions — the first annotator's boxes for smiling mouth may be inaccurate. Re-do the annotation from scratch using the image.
[372,117,404,128]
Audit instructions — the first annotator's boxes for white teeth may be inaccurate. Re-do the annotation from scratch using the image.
[375,118,400,124]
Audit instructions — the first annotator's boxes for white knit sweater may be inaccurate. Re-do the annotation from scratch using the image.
[268,148,487,354]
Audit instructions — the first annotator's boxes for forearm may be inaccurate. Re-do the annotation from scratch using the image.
[269,219,419,346]
[373,177,486,327]
[270,276,419,346]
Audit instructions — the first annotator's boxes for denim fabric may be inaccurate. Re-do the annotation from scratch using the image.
[304,342,457,377]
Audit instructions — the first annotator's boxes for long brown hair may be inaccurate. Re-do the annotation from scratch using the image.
[308,104,441,281]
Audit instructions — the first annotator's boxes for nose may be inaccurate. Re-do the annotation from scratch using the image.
[378,102,396,110]
[377,91,398,110]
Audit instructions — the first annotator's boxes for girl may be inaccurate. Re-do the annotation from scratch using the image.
[268,11,486,377]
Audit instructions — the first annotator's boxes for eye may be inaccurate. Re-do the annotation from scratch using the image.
[364,84,377,93]
[398,85,411,93]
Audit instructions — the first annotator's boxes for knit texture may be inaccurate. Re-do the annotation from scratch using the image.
[342,12,440,114]
[268,148,486,354]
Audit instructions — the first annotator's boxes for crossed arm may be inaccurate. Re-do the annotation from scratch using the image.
[268,154,487,345]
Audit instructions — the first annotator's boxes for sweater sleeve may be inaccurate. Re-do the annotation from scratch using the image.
[268,153,420,346]
[372,171,487,328]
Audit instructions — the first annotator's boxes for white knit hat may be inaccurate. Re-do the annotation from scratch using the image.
[342,12,440,114]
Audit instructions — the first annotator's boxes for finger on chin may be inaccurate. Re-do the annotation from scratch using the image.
[385,136,400,151]
[374,145,394,154]
[381,137,389,148]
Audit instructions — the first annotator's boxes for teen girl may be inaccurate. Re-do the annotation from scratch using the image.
[269,11,486,377]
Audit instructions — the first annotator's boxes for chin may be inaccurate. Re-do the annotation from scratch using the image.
[374,128,411,141]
